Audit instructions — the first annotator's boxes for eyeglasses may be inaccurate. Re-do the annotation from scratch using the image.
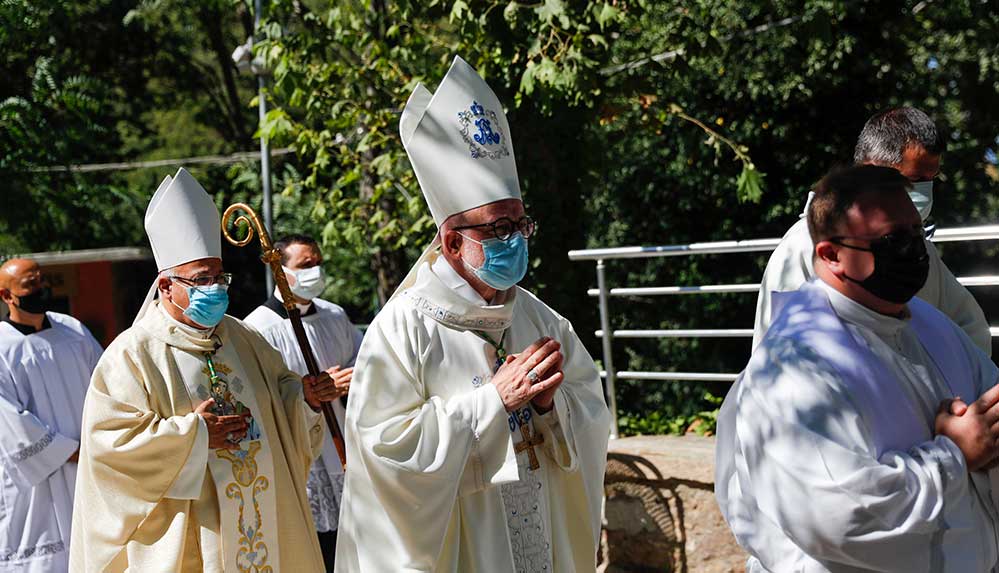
[169,273,233,288]
[830,227,927,254]
[453,216,536,242]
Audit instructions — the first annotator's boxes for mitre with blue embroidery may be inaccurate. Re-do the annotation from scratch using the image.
[400,55,522,226]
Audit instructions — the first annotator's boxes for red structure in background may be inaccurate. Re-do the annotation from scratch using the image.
[1,248,156,348]
[73,262,117,343]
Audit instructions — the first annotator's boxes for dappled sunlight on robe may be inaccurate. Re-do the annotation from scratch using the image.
[720,280,999,572]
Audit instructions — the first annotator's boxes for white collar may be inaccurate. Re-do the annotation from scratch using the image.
[816,279,910,340]
[432,255,489,305]
[157,300,215,339]
[274,287,313,314]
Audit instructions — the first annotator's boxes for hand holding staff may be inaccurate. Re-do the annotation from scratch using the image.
[221,202,347,468]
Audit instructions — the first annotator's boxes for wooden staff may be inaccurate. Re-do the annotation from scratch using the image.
[222,202,347,469]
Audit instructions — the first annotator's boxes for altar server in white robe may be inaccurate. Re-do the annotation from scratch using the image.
[70,168,338,572]
[334,55,611,573]
[0,258,102,572]
[753,107,989,355]
[244,233,363,570]
[717,165,999,572]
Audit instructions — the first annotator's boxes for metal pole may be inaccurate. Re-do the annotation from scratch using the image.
[596,260,619,439]
[255,0,274,296]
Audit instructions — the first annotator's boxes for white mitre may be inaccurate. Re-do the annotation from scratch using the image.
[145,167,222,270]
[394,55,522,295]
[134,167,221,322]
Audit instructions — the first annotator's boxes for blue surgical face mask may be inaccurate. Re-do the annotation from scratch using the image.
[909,180,933,221]
[171,283,229,328]
[460,232,529,291]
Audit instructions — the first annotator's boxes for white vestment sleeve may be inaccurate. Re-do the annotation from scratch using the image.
[923,241,991,357]
[0,367,78,490]
[737,345,969,571]
[532,314,609,473]
[752,221,812,350]
[164,413,208,499]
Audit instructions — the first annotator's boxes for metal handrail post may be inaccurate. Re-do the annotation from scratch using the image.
[596,259,619,439]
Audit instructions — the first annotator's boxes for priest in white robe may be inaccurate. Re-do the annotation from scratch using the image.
[334,56,611,573]
[0,258,102,572]
[717,165,999,572]
[244,233,363,570]
[752,107,990,355]
[70,168,339,572]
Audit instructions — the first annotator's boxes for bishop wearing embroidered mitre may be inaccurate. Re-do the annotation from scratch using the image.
[334,56,611,573]
[70,168,337,572]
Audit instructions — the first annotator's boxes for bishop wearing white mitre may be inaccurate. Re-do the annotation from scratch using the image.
[70,168,335,572]
[334,56,611,572]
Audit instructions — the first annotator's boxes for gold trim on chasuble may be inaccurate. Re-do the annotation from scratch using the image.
[217,443,272,573]
[205,354,273,573]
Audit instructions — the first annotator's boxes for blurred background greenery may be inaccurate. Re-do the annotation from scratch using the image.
[2,0,997,435]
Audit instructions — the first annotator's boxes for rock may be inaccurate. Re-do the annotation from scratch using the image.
[599,435,746,573]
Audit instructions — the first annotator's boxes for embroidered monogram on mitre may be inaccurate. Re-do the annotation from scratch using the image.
[457,100,510,160]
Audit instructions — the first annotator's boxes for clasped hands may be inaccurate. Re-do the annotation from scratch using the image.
[490,336,565,413]
[195,366,353,450]
[935,383,999,471]
[195,398,253,450]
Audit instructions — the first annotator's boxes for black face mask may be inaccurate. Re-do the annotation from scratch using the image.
[15,286,54,315]
[833,232,930,304]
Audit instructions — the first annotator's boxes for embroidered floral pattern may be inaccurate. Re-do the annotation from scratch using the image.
[217,442,273,573]
[10,431,55,463]
[457,101,510,160]
[306,457,343,532]
[468,365,552,572]
[0,541,65,562]
[500,469,552,573]
[406,293,512,331]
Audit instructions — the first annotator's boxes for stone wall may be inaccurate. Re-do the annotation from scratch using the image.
[598,435,746,573]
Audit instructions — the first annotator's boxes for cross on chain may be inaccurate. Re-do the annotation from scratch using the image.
[481,329,546,472]
[514,421,545,471]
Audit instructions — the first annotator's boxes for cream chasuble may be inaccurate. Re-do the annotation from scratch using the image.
[167,310,282,572]
[69,302,325,573]
[334,253,610,573]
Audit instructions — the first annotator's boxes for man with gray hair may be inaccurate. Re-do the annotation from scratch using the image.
[752,106,990,355]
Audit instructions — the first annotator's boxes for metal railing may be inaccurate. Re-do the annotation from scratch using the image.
[569,224,999,438]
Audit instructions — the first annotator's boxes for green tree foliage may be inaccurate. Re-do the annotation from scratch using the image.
[0,0,259,256]
[257,0,641,307]
[587,1,999,434]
